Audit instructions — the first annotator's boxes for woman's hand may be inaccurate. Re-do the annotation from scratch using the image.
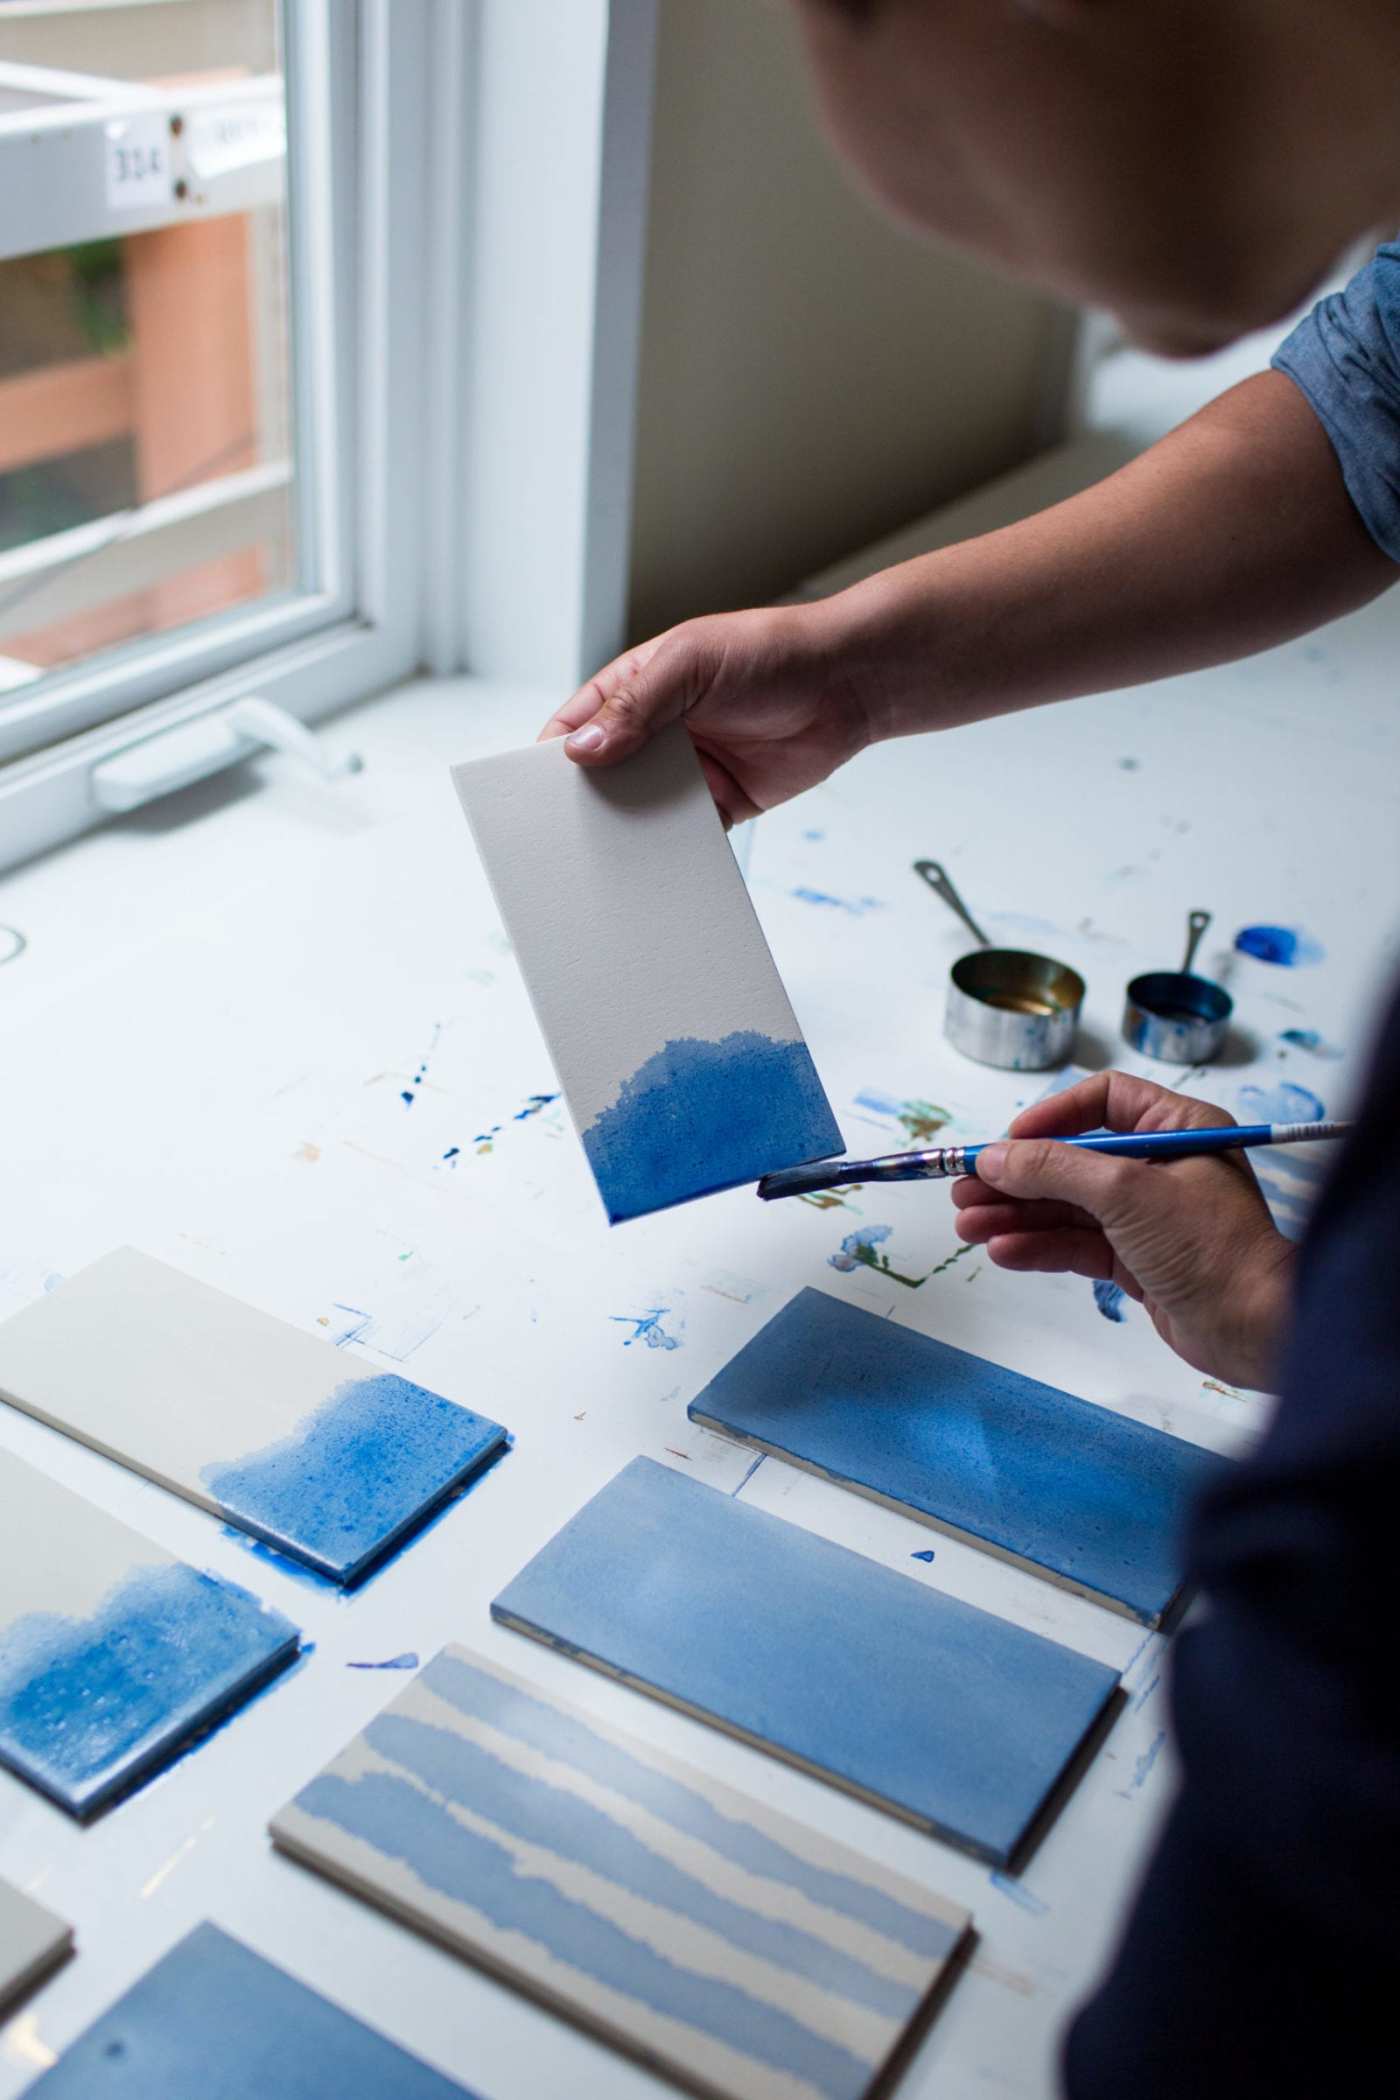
[952,1071,1296,1389]
[537,601,876,827]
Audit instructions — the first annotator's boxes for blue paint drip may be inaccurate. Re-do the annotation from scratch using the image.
[1092,1279,1127,1324]
[423,1650,955,1958]
[829,1224,893,1273]
[910,1549,937,1564]
[1237,1081,1325,1124]
[1234,924,1325,967]
[0,1563,297,1817]
[581,1030,841,1224]
[610,1308,681,1351]
[1279,1028,1343,1059]
[346,1652,420,1672]
[791,887,883,915]
[202,1374,508,1585]
[296,1769,870,2099]
[367,1705,916,2021]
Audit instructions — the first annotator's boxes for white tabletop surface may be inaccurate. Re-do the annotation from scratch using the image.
[1,468,1397,2098]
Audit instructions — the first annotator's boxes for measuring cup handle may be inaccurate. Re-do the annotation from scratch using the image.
[913,861,991,948]
[1182,909,1212,975]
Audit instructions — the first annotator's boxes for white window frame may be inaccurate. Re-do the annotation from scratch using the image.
[0,0,659,877]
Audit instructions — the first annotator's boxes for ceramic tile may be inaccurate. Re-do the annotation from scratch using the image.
[0,1877,72,2015]
[23,1922,479,2097]
[452,727,842,1221]
[492,1457,1119,1867]
[0,1453,299,1818]
[688,1288,1226,1624]
[274,1644,971,2100]
[0,1248,510,1584]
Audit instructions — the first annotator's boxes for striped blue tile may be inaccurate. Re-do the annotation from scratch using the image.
[689,1288,1227,1624]
[25,1924,478,2098]
[492,1457,1119,1866]
[273,1645,971,2100]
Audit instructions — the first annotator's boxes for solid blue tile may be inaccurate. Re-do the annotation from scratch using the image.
[492,1456,1119,1866]
[26,1924,480,2098]
[688,1288,1228,1624]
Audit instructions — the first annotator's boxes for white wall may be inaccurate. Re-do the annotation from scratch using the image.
[627,0,1068,642]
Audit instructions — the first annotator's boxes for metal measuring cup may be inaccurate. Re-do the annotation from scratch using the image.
[1121,909,1233,1064]
[915,860,1085,1070]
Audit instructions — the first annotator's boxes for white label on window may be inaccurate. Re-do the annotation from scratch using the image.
[186,101,286,182]
[104,114,173,209]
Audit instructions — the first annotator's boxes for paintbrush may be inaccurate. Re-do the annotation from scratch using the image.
[756,1119,1354,1201]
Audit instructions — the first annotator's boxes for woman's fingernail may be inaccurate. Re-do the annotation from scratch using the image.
[566,723,606,754]
[976,1143,1009,1181]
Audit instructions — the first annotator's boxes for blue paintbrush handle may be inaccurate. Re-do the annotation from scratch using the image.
[756,1119,1353,1201]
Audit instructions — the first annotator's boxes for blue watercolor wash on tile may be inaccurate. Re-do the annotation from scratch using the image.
[202,1373,509,1586]
[493,1455,1119,1865]
[1234,924,1325,967]
[610,1308,681,1351]
[791,887,883,915]
[688,1289,1226,1626]
[25,1923,475,2098]
[422,1648,954,1958]
[581,1029,842,1224]
[1093,1280,1127,1324]
[0,1563,298,1819]
[1237,1081,1325,1124]
[297,1766,868,2100]
[829,1224,893,1273]
[910,1548,936,1563]
[347,1652,419,1671]
[1279,1028,1343,1059]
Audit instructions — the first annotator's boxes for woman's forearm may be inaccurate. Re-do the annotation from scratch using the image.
[822,371,1397,741]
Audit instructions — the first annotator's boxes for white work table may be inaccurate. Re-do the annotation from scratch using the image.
[1,518,1397,2098]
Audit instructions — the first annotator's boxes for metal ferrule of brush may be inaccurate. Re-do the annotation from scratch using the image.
[866,1145,969,1181]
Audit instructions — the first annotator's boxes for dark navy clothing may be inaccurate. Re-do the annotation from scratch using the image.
[1064,241,1400,2090]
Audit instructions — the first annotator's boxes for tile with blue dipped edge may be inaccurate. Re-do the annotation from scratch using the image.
[452,727,843,1222]
[0,1453,299,1819]
[689,1288,1228,1626]
[0,1248,510,1585]
[492,1456,1120,1868]
[23,1922,481,2098]
[272,1644,973,2100]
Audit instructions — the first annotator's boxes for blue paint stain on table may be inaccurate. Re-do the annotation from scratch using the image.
[687,1289,1227,1625]
[202,1373,509,1586]
[24,1923,478,2097]
[0,1563,298,1819]
[1233,924,1325,967]
[274,1645,971,2100]
[581,1029,842,1223]
[1236,1080,1326,1124]
[492,1456,1120,1866]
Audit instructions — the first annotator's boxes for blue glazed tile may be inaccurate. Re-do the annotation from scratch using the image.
[25,1923,479,2098]
[202,1372,509,1586]
[0,1561,298,1820]
[275,1646,971,2100]
[582,1031,843,1224]
[492,1457,1119,1867]
[689,1289,1227,1625]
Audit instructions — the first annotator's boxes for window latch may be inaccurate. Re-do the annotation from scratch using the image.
[90,697,363,815]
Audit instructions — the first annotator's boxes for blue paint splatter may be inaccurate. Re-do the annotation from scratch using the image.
[347,1653,420,1672]
[0,1563,298,1817]
[1130,1729,1167,1793]
[829,1224,893,1274]
[513,1093,559,1121]
[1093,1279,1127,1323]
[1237,1081,1325,1124]
[399,1023,443,1108]
[1234,925,1325,967]
[440,1146,460,1165]
[582,1030,842,1224]
[202,1374,509,1585]
[910,1548,936,1564]
[802,828,825,841]
[989,1870,1049,1916]
[791,888,884,915]
[610,1309,681,1351]
[1279,1028,1343,1059]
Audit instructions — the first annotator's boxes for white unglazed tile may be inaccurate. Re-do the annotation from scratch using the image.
[0,1248,510,1584]
[452,727,842,1221]
[0,1453,299,1818]
[0,1878,72,2015]
[273,1645,972,2100]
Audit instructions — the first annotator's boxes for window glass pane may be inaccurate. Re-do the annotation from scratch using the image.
[0,0,299,688]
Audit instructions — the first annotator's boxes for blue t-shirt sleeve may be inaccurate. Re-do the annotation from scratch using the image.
[1273,243,1400,562]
